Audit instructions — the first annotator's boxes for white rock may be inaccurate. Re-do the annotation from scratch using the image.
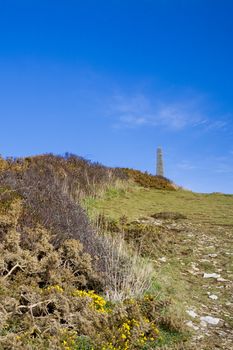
[209,294,218,300]
[158,257,167,262]
[208,253,217,258]
[200,316,220,325]
[203,273,220,279]
[200,320,207,327]
[186,320,199,330]
[217,277,228,282]
[186,310,198,318]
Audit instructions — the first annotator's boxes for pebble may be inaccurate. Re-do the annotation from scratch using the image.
[209,294,218,300]
[217,277,228,282]
[158,257,167,262]
[208,253,218,258]
[203,273,221,279]
[187,309,198,318]
[186,320,199,330]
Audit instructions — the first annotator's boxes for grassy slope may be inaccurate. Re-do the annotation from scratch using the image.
[86,185,233,225]
[85,185,233,349]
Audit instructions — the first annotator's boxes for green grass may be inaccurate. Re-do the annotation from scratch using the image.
[85,185,233,227]
[84,183,233,349]
[152,328,189,349]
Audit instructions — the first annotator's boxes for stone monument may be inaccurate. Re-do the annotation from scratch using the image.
[156,147,164,176]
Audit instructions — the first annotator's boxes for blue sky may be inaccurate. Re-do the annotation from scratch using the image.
[0,0,233,193]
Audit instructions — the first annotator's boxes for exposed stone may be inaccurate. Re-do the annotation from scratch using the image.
[208,253,218,258]
[200,316,220,326]
[186,320,199,330]
[203,273,221,279]
[209,294,218,300]
[186,309,198,318]
[217,277,228,282]
[158,256,167,262]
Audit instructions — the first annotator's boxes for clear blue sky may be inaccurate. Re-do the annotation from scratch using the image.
[0,0,233,193]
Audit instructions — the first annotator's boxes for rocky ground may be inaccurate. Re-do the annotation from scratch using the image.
[145,217,233,349]
[88,186,233,349]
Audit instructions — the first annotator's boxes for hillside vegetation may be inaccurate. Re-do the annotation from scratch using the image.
[1,154,232,349]
[86,183,233,349]
[0,155,187,350]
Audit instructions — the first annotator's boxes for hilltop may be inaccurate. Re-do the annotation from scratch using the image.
[0,154,232,349]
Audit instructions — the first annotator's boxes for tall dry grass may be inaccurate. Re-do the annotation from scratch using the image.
[100,233,154,301]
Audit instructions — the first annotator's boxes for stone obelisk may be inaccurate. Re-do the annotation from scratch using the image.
[156,147,164,177]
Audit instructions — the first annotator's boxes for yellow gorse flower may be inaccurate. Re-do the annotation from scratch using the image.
[73,290,107,312]
[45,285,64,293]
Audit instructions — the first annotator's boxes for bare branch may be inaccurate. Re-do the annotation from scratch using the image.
[3,263,22,279]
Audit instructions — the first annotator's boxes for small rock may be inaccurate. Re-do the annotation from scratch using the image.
[158,257,167,262]
[200,320,208,327]
[186,320,199,330]
[209,294,218,300]
[208,253,218,258]
[217,277,228,282]
[186,309,198,318]
[200,316,220,325]
[203,273,221,279]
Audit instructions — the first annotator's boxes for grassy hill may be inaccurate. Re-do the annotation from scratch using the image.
[84,183,233,349]
[0,154,232,349]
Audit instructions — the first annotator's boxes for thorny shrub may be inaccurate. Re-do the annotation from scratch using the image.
[121,168,176,190]
[0,154,126,270]
[0,155,186,349]
[0,203,172,350]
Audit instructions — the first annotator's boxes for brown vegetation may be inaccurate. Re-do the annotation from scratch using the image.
[0,154,186,349]
[0,196,173,350]
[121,168,176,190]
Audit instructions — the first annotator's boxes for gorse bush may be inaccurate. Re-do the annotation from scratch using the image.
[0,199,171,350]
[0,154,186,349]
[0,155,155,298]
[121,168,176,190]
[0,154,126,269]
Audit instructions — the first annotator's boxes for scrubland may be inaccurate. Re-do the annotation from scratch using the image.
[0,154,232,349]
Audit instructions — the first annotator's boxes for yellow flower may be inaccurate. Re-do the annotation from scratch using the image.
[73,290,107,312]
[46,285,64,293]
